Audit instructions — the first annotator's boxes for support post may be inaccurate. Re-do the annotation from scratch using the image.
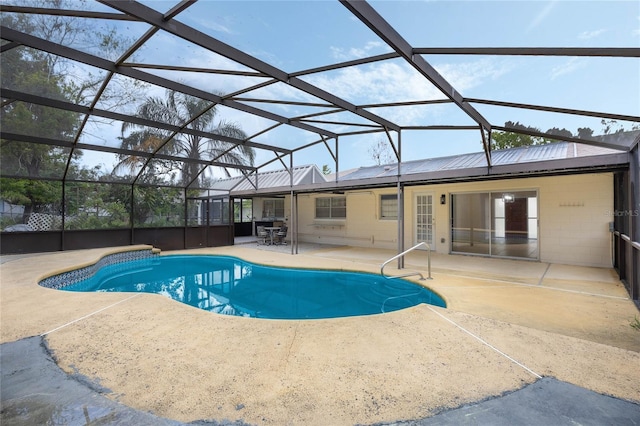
[629,144,639,300]
[397,130,404,269]
[397,181,404,269]
[294,192,299,254]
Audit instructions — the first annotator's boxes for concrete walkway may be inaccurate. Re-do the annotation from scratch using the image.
[3,336,639,426]
[1,244,639,425]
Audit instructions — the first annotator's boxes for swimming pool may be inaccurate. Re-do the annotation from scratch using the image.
[58,255,445,319]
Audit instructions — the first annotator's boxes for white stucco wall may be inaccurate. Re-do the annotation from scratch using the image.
[538,173,613,267]
[290,172,613,268]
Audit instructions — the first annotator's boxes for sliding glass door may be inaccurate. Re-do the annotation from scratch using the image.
[451,191,538,259]
[451,192,491,255]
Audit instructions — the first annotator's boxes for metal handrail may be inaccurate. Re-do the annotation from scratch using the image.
[380,242,432,281]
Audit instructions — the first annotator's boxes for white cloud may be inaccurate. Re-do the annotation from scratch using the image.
[435,58,514,91]
[578,29,606,40]
[191,16,235,35]
[527,1,558,33]
[302,57,515,125]
[330,41,388,61]
[549,57,588,80]
[306,63,431,104]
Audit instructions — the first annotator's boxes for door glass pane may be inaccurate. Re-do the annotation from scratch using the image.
[241,199,253,222]
[451,193,491,255]
[491,191,538,259]
[452,191,538,259]
[416,195,433,245]
[234,200,241,223]
[234,199,253,223]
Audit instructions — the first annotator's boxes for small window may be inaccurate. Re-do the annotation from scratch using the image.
[380,194,397,220]
[315,196,346,219]
[262,199,284,218]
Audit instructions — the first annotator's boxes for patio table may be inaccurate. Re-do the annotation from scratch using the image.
[264,226,281,245]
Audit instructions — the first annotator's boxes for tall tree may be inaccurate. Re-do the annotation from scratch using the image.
[491,121,588,150]
[0,10,79,221]
[1,0,142,225]
[576,127,594,139]
[601,119,625,135]
[546,127,573,139]
[2,0,142,108]
[368,139,395,165]
[117,90,255,186]
[491,121,547,150]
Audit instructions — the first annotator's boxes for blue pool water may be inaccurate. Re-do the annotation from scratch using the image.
[61,255,445,319]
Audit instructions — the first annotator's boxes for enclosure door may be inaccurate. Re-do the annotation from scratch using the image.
[414,194,434,247]
[233,198,253,237]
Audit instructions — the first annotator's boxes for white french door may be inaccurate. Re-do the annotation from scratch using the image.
[414,193,434,246]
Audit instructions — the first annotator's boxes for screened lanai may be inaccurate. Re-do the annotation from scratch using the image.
[1,1,639,298]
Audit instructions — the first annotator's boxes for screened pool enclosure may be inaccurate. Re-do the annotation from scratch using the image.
[1,1,639,299]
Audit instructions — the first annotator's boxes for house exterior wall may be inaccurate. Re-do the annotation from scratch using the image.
[293,172,614,268]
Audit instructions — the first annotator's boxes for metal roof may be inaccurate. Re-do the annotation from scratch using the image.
[213,164,326,193]
[334,141,622,181]
[219,141,629,196]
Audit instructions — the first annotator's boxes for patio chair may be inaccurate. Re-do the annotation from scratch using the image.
[256,226,269,245]
[273,225,288,245]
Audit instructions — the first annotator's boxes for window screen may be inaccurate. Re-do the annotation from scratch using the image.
[380,194,397,219]
[315,197,346,219]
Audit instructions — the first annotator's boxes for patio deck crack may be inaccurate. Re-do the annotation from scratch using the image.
[427,306,542,379]
[537,263,552,286]
[40,294,140,336]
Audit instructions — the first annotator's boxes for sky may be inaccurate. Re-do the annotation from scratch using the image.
[16,0,640,178]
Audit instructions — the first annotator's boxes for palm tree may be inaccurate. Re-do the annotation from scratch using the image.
[116,90,255,186]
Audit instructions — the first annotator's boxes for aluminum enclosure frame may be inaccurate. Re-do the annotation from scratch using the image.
[1,1,639,299]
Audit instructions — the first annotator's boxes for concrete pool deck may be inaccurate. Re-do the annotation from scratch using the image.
[1,244,639,425]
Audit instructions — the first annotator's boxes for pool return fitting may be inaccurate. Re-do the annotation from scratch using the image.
[381,242,432,280]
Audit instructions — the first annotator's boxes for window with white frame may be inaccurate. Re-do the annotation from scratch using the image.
[315,196,346,219]
[380,194,398,220]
